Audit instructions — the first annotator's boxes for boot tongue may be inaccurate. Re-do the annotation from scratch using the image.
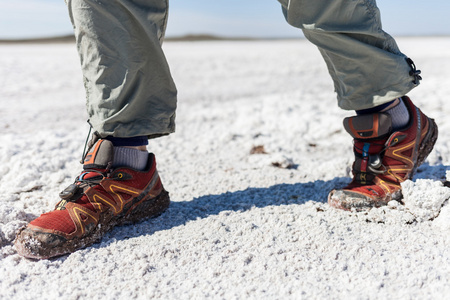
[343,113,392,140]
[83,139,114,170]
[56,139,114,211]
[344,113,392,156]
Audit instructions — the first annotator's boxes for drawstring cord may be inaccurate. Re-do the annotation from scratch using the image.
[406,57,422,85]
[80,120,101,164]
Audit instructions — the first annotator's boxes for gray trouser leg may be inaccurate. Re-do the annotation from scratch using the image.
[278,0,419,110]
[66,0,177,138]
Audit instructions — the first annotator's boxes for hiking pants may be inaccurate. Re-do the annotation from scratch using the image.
[66,0,419,138]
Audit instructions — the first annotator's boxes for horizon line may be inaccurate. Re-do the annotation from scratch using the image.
[1,33,449,44]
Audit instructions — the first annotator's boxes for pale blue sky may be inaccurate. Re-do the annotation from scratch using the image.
[0,0,449,39]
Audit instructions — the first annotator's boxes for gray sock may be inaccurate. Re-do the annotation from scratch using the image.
[112,147,148,170]
[384,98,410,131]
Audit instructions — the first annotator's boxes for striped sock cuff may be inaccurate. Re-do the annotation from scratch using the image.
[112,147,149,170]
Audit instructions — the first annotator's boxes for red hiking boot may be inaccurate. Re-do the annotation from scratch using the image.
[15,139,170,259]
[328,96,438,210]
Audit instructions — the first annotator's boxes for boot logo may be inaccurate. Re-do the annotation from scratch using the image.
[86,183,141,215]
[360,173,367,184]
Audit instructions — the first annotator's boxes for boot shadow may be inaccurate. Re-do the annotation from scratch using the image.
[99,176,351,245]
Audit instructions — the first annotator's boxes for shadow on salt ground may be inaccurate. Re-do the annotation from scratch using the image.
[91,176,351,247]
[164,177,348,222]
[414,162,449,181]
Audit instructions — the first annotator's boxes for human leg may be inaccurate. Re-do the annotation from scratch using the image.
[277,0,437,209]
[15,0,174,258]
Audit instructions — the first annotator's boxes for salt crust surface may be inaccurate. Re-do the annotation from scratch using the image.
[1,38,450,299]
